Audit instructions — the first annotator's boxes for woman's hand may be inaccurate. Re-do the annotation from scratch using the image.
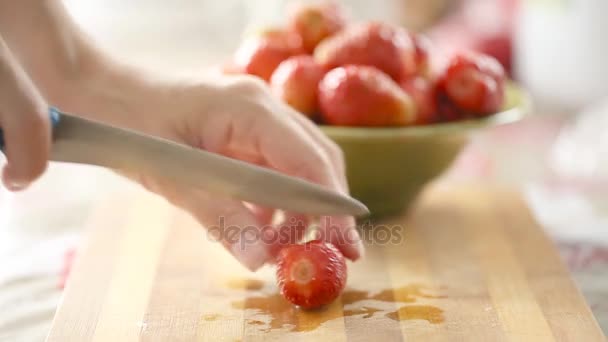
[124,75,364,271]
[0,36,51,191]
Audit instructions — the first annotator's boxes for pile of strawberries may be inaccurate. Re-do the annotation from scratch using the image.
[226,1,506,127]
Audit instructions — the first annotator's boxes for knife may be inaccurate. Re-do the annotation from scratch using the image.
[0,108,369,217]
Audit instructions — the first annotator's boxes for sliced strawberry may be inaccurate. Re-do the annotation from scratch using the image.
[276,240,347,309]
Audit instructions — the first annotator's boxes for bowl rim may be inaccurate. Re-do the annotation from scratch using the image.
[319,82,532,139]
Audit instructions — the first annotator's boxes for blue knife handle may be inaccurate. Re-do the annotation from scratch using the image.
[0,107,61,151]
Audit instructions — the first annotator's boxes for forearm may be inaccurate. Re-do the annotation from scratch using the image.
[0,0,183,135]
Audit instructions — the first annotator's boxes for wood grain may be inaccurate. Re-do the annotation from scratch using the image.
[47,185,605,342]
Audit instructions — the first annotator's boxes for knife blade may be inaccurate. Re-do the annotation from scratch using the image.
[0,108,369,217]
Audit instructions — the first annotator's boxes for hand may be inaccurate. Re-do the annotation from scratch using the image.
[125,75,364,271]
[0,36,50,191]
[0,0,362,272]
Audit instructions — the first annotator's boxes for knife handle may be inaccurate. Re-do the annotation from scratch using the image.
[0,107,61,151]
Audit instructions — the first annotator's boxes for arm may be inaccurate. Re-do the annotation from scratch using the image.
[0,0,171,135]
[0,1,363,270]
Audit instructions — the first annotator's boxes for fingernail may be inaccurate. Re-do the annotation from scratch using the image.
[347,227,365,260]
[2,168,27,192]
[231,242,269,272]
[355,239,365,259]
[5,180,27,191]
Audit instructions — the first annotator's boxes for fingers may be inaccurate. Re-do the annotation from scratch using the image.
[0,36,50,191]
[260,108,343,193]
[259,105,363,260]
[287,108,349,191]
[244,203,276,226]
[174,188,272,271]
[265,212,309,260]
[0,107,50,190]
[281,110,363,260]
[317,215,363,261]
[119,169,273,271]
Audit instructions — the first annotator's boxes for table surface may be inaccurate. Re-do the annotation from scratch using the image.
[47,184,604,341]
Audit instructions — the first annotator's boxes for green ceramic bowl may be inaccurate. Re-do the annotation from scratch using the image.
[319,83,531,219]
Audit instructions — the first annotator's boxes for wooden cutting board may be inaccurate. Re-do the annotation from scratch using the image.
[47,184,604,342]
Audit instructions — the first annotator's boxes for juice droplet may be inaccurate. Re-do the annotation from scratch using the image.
[228,283,445,333]
[245,319,266,326]
[343,306,384,318]
[226,278,265,291]
[385,305,445,324]
[202,314,221,321]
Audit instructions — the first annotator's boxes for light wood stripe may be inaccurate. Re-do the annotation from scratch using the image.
[407,196,507,341]
[383,216,443,342]
[90,194,172,342]
[496,191,605,342]
[347,240,404,342]
[463,190,555,342]
[46,195,132,342]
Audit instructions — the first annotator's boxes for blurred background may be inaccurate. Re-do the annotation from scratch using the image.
[2,0,608,340]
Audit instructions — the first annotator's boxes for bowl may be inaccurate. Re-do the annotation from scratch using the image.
[320,83,531,219]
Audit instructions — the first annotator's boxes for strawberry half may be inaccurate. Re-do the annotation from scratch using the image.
[276,240,347,309]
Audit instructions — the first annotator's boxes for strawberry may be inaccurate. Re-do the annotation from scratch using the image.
[401,76,437,125]
[271,55,325,117]
[436,93,467,122]
[410,33,433,78]
[234,29,304,82]
[314,22,417,82]
[250,27,305,55]
[318,65,416,127]
[288,1,347,53]
[220,61,244,75]
[436,52,505,116]
[276,240,347,309]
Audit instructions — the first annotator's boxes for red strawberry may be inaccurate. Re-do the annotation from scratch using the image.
[271,55,325,117]
[234,29,304,82]
[288,1,347,53]
[401,76,437,125]
[254,27,304,49]
[319,65,416,127]
[437,52,505,116]
[436,93,467,122]
[314,22,417,82]
[276,240,347,309]
[220,61,244,75]
[410,33,433,78]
